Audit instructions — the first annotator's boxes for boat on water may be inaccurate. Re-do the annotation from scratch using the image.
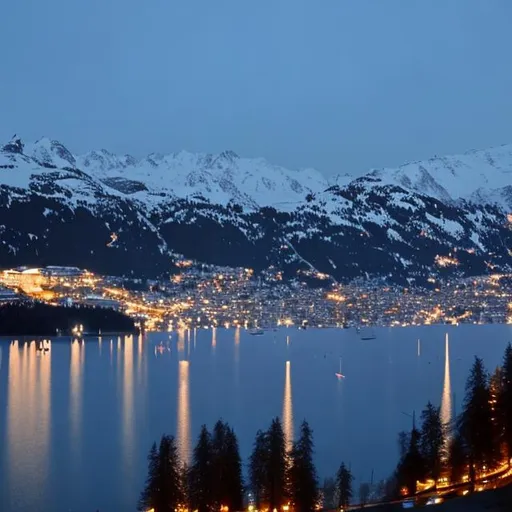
[249,328,264,336]
[335,357,345,379]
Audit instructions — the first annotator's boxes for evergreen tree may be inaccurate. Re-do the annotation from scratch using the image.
[138,436,185,512]
[499,343,512,463]
[266,417,288,510]
[158,435,186,511]
[181,463,190,510]
[138,442,160,512]
[211,420,228,510]
[490,367,503,455]
[396,427,425,495]
[459,356,497,483]
[189,425,214,512]
[448,430,467,485]
[397,431,410,460]
[249,430,269,509]
[420,402,445,485]
[223,426,244,511]
[289,421,319,512]
[335,462,353,510]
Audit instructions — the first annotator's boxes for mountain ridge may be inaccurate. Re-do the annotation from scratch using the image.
[17,136,512,212]
[1,135,511,285]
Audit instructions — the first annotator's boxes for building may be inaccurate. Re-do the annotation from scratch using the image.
[0,267,45,292]
[82,295,121,310]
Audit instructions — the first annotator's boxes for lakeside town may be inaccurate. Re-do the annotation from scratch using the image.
[1,263,511,331]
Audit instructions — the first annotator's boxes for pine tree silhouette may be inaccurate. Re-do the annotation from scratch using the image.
[188,425,214,512]
[225,426,244,510]
[335,462,353,509]
[212,420,228,510]
[420,402,445,485]
[250,430,269,509]
[267,417,288,510]
[396,426,425,495]
[448,430,467,485]
[211,420,244,511]
[138,436,184,512]
[289,421,319,512]
[138,442,159,512]
[459,356,498,489]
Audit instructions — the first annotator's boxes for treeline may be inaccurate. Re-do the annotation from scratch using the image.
[393,342,512,497]
[0,301,135,335]
[139,343,512,511]
[139,419,355,512]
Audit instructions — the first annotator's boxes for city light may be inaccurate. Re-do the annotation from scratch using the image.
[2,264,512,330]
[435,254,459,268]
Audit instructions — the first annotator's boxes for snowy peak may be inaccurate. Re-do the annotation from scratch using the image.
[76,149,137,173]
[3,135,512,213]
[211,149,239,166]
[2,136,24,155]
[1,135,512,285]
[79,147,329,210]
[332,172,354,188]
[370,144,512,204]
[25,137,76,168]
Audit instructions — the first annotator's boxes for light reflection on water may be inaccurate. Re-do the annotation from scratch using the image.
[177,328,185,352]
[7,341,51,510]
[123,336,135,474]
[137,334,143,378]
[1,324,512,512]
[234,327,240,382]
[212,327,217,349]
[440,333,452,445]
[282,361,294,452]
[177,360,191,465]
[70,339,83,460]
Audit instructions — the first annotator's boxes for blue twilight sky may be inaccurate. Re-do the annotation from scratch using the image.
[1,0,512,176]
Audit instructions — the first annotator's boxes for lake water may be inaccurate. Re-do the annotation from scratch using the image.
[0,325,511,511]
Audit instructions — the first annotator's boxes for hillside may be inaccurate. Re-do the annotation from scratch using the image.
[1,136,511,285]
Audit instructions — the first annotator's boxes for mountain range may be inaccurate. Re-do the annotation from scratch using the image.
[1,136,511,286]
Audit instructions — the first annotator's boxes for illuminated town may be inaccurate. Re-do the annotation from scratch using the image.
[1,263,512,331]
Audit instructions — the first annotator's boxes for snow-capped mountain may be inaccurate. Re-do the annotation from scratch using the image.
[1,136,512,284]
[367,144,512,209]
[19,138,330,212]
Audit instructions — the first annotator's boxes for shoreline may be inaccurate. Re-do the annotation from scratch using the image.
[0,321,510,339]
[0,331,138,341]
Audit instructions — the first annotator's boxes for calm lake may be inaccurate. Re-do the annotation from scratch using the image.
[0,325,511,511]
